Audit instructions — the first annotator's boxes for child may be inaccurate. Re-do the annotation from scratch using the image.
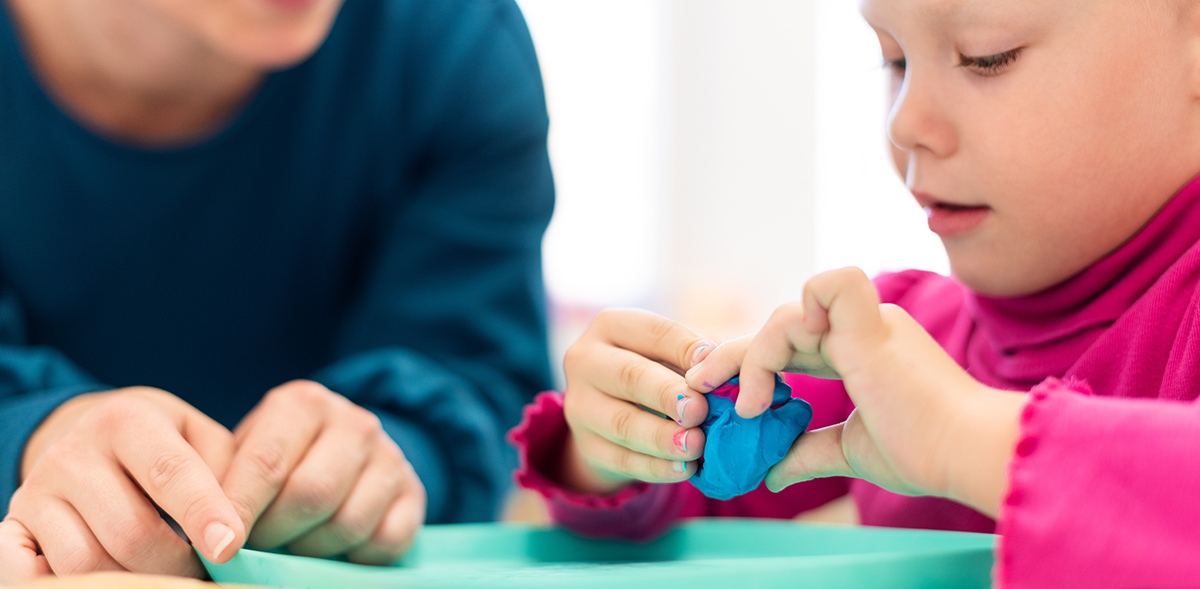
[511,0,1200,586]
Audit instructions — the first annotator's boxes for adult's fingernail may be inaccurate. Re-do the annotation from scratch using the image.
[672,461,686,473]
[691,341,715,366]
[673,429,689,454]
[675,395,692,423]
[204,522,235,561]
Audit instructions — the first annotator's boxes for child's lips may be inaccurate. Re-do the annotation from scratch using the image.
[911,191,990,237]
[923,203,991,237]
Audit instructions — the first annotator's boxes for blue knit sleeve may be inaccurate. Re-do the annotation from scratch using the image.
[311,0,554,524]
[0,286,108,513]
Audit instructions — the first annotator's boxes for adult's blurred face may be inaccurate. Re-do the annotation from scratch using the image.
[136,0,345,69]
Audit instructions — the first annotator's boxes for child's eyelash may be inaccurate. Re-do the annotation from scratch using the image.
[881,57,906,74]
[958,47,1023,76]
[879,48,1021,77]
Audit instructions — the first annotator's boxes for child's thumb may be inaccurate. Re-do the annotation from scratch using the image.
[764,423,853,492]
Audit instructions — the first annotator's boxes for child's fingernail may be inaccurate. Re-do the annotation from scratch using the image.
[673,429,689,454]
[691,341,715,366]
[676,395,692,423]
[672,461,686,473]
[205,522,236,561]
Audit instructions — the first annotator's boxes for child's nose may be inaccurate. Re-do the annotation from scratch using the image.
[886,71,958,161]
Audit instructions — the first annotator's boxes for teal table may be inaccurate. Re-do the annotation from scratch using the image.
[202,519,996,588]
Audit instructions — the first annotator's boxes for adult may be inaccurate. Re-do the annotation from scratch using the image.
[0,0,553,578]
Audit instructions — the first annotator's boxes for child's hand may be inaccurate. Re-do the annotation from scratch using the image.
[0,387,246,580]
[559,309,715,495]
[221,380,425,565]
[687,268,1023,514]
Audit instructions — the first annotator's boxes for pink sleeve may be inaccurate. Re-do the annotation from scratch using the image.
[507,392,690,540]
[997,378,1200,588]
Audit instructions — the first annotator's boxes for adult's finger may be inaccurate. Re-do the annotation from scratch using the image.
[0,518,51,582]
[588,309,715,374]
[221,386,324,545]
[105,401,245,564]
[764,424,853,492]
[181,410,237,484]
[14,496,125,575]
[345,489,425,566]
[249,419,374,549]
[58,459,204,576]
[571,386,704,461]
[285,446,409,558]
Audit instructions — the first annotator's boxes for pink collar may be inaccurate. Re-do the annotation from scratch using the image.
[965,175,1200,382]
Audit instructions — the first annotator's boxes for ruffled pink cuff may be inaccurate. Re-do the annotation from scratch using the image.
[507,392,686,540]
[995,377,1091,588]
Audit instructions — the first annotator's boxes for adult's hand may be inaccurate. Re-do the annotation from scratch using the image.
[558,309,715,495]
[0,387,245,582]
[221,380,425,565]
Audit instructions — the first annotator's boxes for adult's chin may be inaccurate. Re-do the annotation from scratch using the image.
[206,0,343,69]
[215,29,331,69]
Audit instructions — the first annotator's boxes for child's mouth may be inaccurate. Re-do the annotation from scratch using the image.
[923,202,991,237]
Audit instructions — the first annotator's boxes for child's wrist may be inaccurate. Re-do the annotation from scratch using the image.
[940,386,1027,518]
[557,434,635,497]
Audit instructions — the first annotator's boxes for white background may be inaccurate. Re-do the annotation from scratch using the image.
[516,0,949,386]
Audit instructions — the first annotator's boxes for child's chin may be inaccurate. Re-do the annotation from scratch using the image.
[946,257,1044,298]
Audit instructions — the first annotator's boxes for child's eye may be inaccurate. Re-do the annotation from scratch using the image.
[958,47,1023,76]
[882,56,907,75]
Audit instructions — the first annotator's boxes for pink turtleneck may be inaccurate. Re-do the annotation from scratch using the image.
[510,176,1200,588]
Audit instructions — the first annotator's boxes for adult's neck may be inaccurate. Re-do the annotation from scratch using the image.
[5,0,264,147]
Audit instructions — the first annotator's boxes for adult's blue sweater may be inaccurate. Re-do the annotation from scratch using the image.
[0,0,554,525]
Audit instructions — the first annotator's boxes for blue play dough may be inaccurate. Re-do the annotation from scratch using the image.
[688,376,813,500]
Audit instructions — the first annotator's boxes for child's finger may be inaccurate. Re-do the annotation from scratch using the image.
[801,267,883,344]
[590,309,715,373]
[684,335,751,393]
[764,424,854,492]
[0,518,51,581]
[570,343,708,428]
[574,388,704,461]
[735,302,821,418]
[576,430,697,484]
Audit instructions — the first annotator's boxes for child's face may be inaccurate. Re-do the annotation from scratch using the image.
[140,0,344,69]
[863,0,1200,296]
